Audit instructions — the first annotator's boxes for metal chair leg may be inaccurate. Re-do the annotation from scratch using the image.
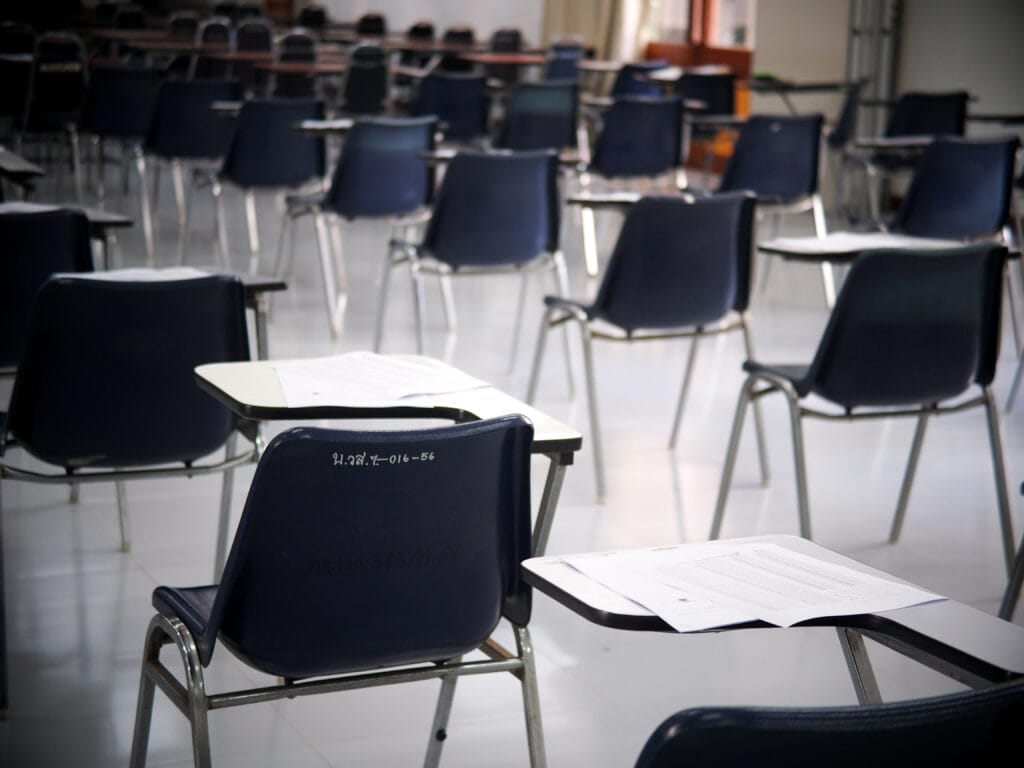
[553,252,575,397]
[313,211,345,338]
[786,391,812,540]
[213,433,237,580]
[508,272,530,374]
[373,243,398,352]
[116,480,131,552]
[69,127,83,203]
[888,412,930,544]
[134,150,156,267]
[579,323,606,502]
[171,160,187,261]
[998,530,1024,620]
[515,625,548,768]
[525,309,553,404]
[710,377,756,539]
[836,627,883,705]
[438,272,457,334]
[245,190,260,274]
[1006,355,1024,412]
[272,209,294,279]
[741,320,770,485]
[820,261,838,308]
[668,337,700,449]
[411,262,428,355]
[580,205,600,278]
[982,386,1015,572]
[213,181,230,270]
[423,660,460,768]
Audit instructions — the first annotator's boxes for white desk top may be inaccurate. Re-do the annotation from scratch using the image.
[195,355,583,456]
[759,231,964,261]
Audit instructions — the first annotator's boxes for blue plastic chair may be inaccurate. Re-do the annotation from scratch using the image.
[634,677,1024,768]
[128,415,546,768]
[382,149,567,361]
[275,115,438,339]
[411,70,489,145]
[712,244,1014,572]
[190,16,235,80]
[576,94,686,276]
[528,193,766,501]
[494,79,582,153]
[270,28,318,98]
[543,40,584,82]
[0,208,93,375]
[339,43,389,116]
[486,26,524,86]
[139,78,242,264]
[610,59,668,98]
[192,97,326,273]
[0,273,258,567]
[717,113,829,301]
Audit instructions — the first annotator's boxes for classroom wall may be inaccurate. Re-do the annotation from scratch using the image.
[317,0,545,47]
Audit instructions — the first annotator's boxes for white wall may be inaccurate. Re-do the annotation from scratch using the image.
[316,0,545,47]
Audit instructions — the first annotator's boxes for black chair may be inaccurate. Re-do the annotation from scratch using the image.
[129,415,546,768]
[0,273,258,568]
[78,64,163,209]
[633,677,1024,768]
[213,1,239,20]
[543,39,584,82]
[138,78,242,264]
[575,95,686,277]
[438,25,476,72]
[493,79,583,154]
[397,19,436,75]
[711,244,1015,573]
[355,12,387,36]
[18,31,88,201]
[167,11,200,39]
[275,115,438,339]
[338,43,389,115]
[297,3,327,29]
[231,16,273,94]
[113,4,146,30]
[192,97,326,273]
[527,193,767,501]
[0,19,37,53]
[852,90,970,222]
[674,69,736,183]
[271,28,318,98]
[381,149,567,359]
[487,26,524,86]
[610,59,668,98]
[0,24,35,144]
[717,114,829,301]
[411,70,489,145]
[0,208,93,376]
[191,16,234,80]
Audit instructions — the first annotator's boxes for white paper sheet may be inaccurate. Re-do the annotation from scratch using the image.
[274,352,489,408]
[565,542,945,632]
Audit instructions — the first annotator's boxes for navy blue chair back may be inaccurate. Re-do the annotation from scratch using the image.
[886,90,969,138]
[79,65,164,141]
[590,95,683,177]
[718,113,824,202]
[273,29,318,97]
[543,40,583,81]
[423,149,560,269]
[495,80,579,151]
[168,11,200,39]
[356,12,387,36]
[611,59,667,98]
[0,209,93,370]
[145,78,241,159]
[634,677,1024,768]
[7,275,251,468]
[24,32,86,133]
[174,415,534,676]
[235,18,272,50]
[889,136,1020,240]
[220,98,326,188]
[322,115,436,219]
[674,70,735,138]
[412,71,488,142]
[591,193,756,331]
[193,17,234,79]
[438,26,476,72]
[340,44,389,115]
[801,244,1006,407]
[487,27,524,84]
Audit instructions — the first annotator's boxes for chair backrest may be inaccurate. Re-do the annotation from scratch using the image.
[422,149,560,269]
[277,29,317,62]
[356,12,387,36]
[79,65,164,141]
[406,20,435,40]
[438,26,476,72]
[322,115,437,219]
[114,4,146,29]
[718,113,824,202]
[487,27,524,84]
[0,208,93,370]
[885,90,969,138]
[145,78,241,159]
[23,31,87,133]
[543,41,583,81]
[7,274,251,469]
[340,43,389,115]
[213,1,239,20]
[189,415,534,676]
[804,244,1007,408]
[674,70,735,117]
[0,29,36,123]
[591,193,756,331]
[888,136,1020,240]
[611,59,667,98]
[494,80,579,151]
[634,677,1024,768]
[825,79,862,149]
[196,15,234,47]
[411,71,489,143]
[590,95,684,178]
[220,98,326,188]
[297,4,327,29]
[237,2,262,20]
[168,11,200,39]
[235,18,272,51]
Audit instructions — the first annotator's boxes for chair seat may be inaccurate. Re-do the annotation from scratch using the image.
[743,361,813,396]
[154,585,218,658]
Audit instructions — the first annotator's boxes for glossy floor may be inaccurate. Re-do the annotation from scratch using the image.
[2,166,1022,767]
